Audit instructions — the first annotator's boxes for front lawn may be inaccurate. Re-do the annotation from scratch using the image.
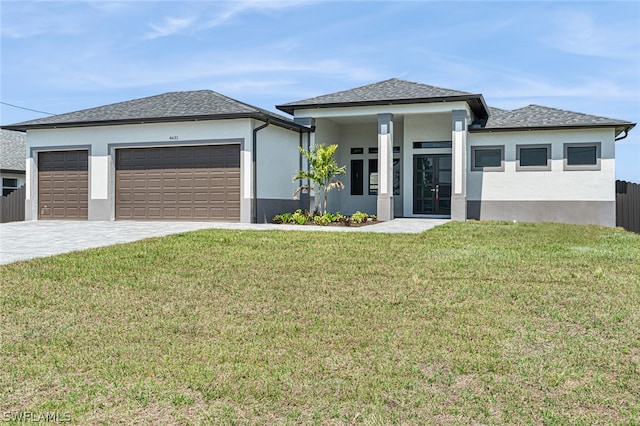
[1,222,639,424]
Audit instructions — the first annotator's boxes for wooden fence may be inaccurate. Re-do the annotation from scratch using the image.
[0,185,25,223]
[616,180,640,234]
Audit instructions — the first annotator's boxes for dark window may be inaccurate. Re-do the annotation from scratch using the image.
[351,159,363,195]
[520,148,547,166]
[563,143,601,171]
[368,147,378,154]
[369,158,378,195]
[350,147,364,155]
[393,146,401,153]
[471,146,504,171]
[413,141,452,149]
[567,146,597,165]
[2,178,18,196]
[517,144,551,171]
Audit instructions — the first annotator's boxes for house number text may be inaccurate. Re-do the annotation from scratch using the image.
[169,136,179,140]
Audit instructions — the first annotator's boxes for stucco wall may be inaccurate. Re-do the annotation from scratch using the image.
[466,128,615,201]
[466,128,616,226]
[25,119,275,222]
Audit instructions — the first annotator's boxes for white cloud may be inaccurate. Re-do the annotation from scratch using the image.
[144,16,196,40]
[543,9,640,59]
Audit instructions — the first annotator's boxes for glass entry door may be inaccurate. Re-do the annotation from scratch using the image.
[413,154,452,215]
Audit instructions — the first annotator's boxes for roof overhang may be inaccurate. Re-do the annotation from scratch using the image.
[470,122,636,137]
[277,94,490,119]
[1,112,310,133]
[0,168,26,175]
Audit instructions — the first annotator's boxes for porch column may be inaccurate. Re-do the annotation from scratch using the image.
[377,113,394,222]
[451,110,467,221]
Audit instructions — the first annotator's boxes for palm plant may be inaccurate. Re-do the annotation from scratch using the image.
[292,143,346,214]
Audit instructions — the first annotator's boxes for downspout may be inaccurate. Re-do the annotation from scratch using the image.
[252,119,270,223]
[615,128,630,141]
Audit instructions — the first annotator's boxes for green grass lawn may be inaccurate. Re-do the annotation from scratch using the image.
[1,221,639,425]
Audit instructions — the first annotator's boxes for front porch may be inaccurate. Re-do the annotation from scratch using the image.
[304,109,469,221]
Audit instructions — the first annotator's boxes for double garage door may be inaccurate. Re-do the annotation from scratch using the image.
[38,145,240,221]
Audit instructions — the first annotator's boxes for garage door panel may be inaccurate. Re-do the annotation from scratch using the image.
[38,150,88,220]
[116,145,240,221]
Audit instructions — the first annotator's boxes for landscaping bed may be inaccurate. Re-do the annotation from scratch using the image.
[272,209,377,226]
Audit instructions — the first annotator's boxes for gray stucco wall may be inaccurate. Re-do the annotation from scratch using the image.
[467,200,616,227]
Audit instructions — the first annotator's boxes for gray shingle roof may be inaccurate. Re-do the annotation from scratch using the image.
[276,78,488,117]
[482,104,635,133]
[0,129,27,172]
[3,90,303,131]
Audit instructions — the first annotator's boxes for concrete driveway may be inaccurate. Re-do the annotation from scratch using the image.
[0,219,450,265]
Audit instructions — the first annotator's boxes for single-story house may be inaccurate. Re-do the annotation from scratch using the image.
[0,129,27,196]
[3,78,636,226]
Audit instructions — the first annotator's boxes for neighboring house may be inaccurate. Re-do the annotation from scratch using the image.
[2,78,635,226]
[0,129,27,196]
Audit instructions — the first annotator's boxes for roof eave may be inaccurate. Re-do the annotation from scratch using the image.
[471,122,636,136]
[2,112,310,133]
[0,168,26,174]
[276,94,490,118]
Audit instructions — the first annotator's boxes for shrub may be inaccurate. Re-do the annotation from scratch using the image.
[350,211,369,224]
[291,209,311,225]
[313,214,332,226]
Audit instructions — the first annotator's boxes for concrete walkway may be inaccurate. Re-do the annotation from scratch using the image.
[0,219,450,265]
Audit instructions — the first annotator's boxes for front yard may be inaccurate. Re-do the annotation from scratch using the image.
[1,222,639,424]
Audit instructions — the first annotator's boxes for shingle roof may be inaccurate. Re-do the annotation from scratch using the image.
[3,90,304,131]
[481,104,635,134]
[0,129,27,172]
[276,78,489,117]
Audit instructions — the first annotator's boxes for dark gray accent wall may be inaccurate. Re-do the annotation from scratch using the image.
[257,194,309,223]
[467,200,615,227]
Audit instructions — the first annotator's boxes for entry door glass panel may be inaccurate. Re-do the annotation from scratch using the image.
[413,154,451,215]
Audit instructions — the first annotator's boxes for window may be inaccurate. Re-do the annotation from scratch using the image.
[2,178,19,196]
[413,141,452,149]
[517,144,551,171]
[350,147,364,155]
[351,160,363,195]
[471,146,504,172]
[368,147,378,154]
[369,158,378,195]
[564,143,601,171]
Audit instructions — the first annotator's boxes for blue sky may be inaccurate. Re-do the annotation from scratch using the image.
[2,0,639,181]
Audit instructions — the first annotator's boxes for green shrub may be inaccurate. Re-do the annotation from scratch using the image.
[313,214,332,226]
[291,209,310,225]
[272,212,293,224]
[350,211,369,224]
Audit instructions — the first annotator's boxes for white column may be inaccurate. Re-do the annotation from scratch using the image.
[451,110,467,221]
[377,113,394,221]
[88,154,111,220]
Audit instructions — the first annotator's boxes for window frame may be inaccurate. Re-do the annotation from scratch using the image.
[563,142,601,171]
[516,144,552,171]
[2,178,19,197]
[470,145,505,172]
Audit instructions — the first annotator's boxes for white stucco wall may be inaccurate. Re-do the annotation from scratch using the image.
[25,119,266,222]
[466,128,616,201]
[256,122,301,200]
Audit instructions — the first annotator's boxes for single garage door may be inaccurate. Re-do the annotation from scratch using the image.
[115,144,240,221]
[38,150,88,220]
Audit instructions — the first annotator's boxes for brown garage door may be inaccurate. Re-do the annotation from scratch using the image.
[115,145,240,221]
[38,150,88,220]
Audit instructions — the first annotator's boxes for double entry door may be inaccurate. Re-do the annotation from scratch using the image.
[413,154,452,215]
